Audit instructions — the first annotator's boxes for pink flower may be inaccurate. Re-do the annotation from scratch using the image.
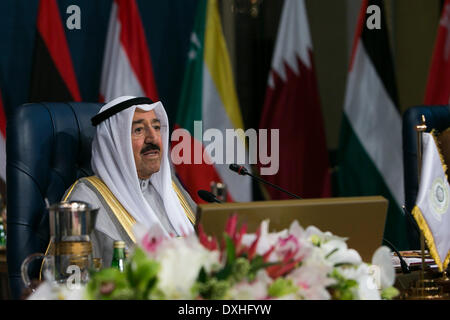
[247,226,261,260]
[225,213,238,238]
[263,234,310,279]
[141,233,163,253]
[197,224,218,251]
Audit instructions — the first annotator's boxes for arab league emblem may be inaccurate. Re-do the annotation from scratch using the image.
[428,177,449,221]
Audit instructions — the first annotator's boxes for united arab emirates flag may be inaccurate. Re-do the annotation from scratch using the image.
[337,0,408,250]
[172,0,251,204]
[29,0,81,102]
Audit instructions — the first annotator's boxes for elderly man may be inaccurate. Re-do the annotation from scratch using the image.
[63,96,196,265]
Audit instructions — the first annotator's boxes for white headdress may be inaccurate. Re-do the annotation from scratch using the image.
[91,95,194,238]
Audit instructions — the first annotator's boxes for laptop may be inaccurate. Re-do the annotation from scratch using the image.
[196,196,388,262]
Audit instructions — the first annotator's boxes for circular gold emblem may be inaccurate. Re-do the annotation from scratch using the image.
[428,177,449,221]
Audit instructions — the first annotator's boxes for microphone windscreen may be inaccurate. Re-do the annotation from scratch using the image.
[198,190,219,203]
[229,164,247,175]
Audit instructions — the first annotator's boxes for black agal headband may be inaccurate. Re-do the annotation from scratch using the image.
[91,97,154,126]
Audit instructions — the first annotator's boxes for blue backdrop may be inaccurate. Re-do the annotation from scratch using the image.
[0,0,198,127]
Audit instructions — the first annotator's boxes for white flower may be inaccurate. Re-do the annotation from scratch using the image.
[304,225,348,245]
[304,225,362,266]
[152,235,220,299]
[241,220,289,258]
[288,220,306,239]
[227,270,272,300]
[287,263,335,300]
[322,239,362,266]
[28,281,87,300]
[371,246,395,289]
[128,219,395,301]
[241,220,313,263]
[336,264,381,300]
[355,264,382,300]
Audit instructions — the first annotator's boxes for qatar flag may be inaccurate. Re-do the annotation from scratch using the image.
[100,0,158,102]
[259,0,331,200]
[424,0,450,105]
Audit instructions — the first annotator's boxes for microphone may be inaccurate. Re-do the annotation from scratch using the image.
[229,164,302,199]
[229,164,249,176]
[198,190,222,203]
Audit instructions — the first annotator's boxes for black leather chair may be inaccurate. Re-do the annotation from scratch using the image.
[402,105,450,250]
[6,102,102,299]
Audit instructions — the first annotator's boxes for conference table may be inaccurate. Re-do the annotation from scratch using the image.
[393,261,450,300]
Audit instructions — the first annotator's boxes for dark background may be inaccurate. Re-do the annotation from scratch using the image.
[0,0,198,128]
[0,0,445,198]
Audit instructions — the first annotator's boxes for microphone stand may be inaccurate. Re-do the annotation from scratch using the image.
[382,237,410,274]
[230,165,302,199]
[247,172,302,200]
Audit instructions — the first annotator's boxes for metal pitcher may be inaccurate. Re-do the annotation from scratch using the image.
[21,201,98,289]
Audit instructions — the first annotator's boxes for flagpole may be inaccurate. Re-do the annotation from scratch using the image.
[408,115,448,300]
[414,115,427,295]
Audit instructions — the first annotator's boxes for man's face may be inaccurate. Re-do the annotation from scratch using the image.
[131,109,163,180]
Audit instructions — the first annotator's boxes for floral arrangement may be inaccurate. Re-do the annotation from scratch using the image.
[85,214,399,300]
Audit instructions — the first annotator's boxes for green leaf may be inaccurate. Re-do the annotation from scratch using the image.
[249,255,264,268]
[248,255,280,281]
[325,248,339,259]
[268,278,298,298]
[214,235,237,281]
[197,267,208,283]
[249,255,279,272]
[126,247,160,299]
[224,235,236,265]
[86,268,129,300]
[310,235,322,246]
[231,258,250,282]
[195,277,231,300]
[328,269,358,300]
[215,263,233,281]
[381,286,400,300]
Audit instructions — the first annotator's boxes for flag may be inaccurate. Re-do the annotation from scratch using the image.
[172,0,251,203]
[0,89,6,182]
[29,0,81,102]
[412,132,450,271]
[424,0,450,105]
[337,0,408,250]
[258,0,331,200]
[100,0,158,102]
